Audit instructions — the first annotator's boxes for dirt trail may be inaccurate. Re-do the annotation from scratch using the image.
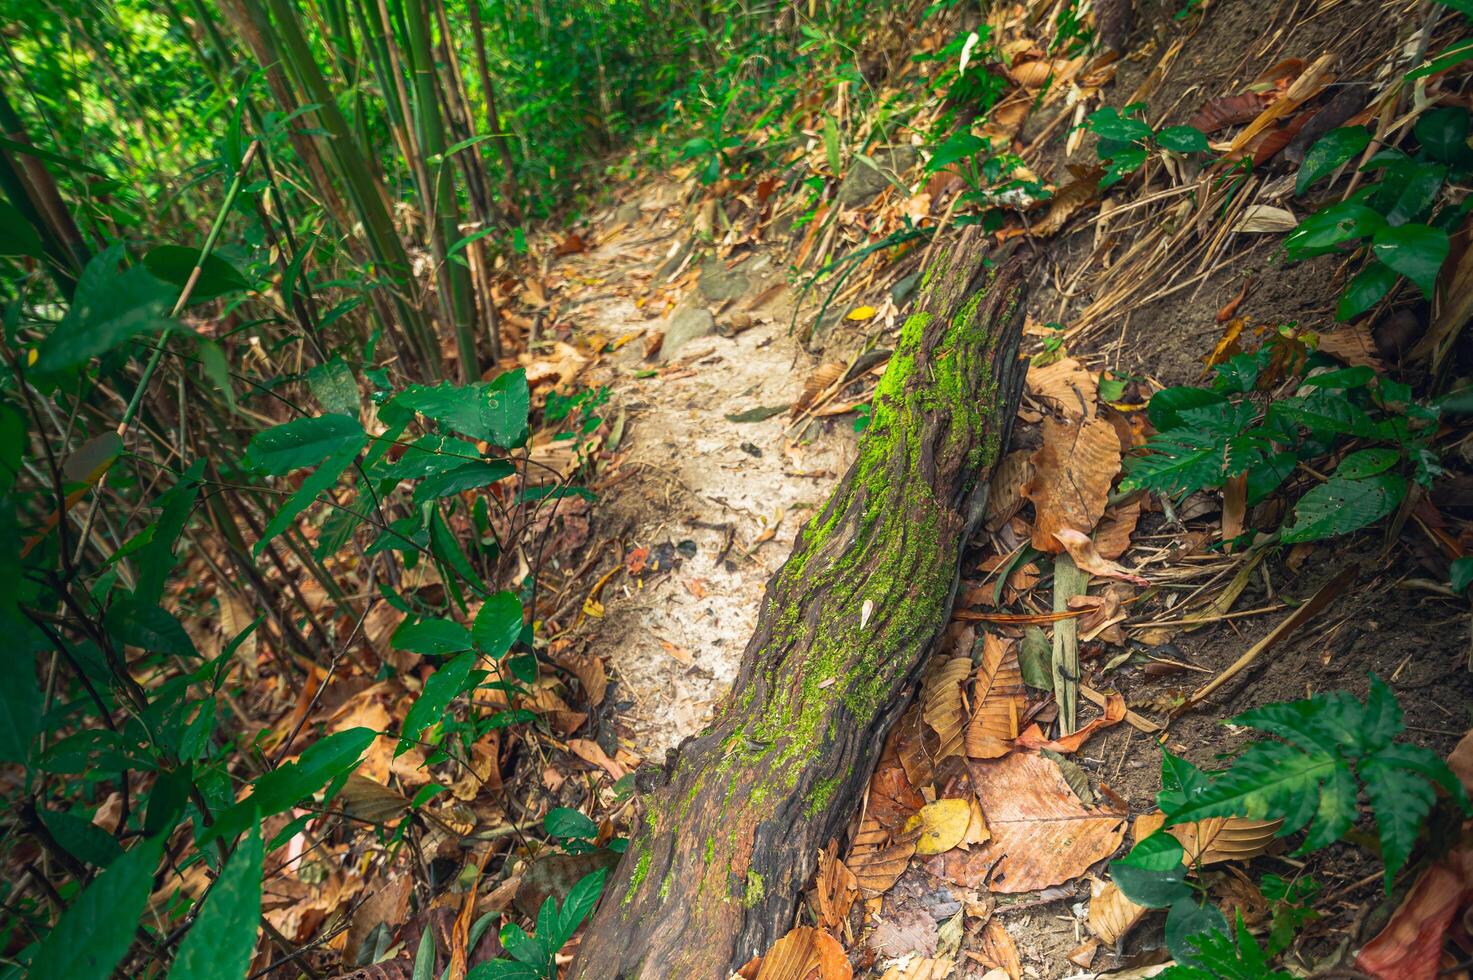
[546,181,852,758]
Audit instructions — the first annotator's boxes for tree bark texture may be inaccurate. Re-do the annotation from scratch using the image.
[571,231,1027,978]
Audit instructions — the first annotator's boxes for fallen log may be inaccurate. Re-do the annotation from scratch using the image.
[571,231,1027,978]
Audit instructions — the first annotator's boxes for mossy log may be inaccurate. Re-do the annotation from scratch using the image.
[571,231,1027,978]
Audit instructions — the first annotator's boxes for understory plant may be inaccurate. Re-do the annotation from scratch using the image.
[1109,677,1469,973]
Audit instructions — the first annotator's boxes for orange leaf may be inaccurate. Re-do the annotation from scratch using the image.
[755,925,852,980]
[1025,416,1120,553]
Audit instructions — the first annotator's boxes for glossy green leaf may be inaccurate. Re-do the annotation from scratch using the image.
[1372,222,1449,297]
[169,823,263,980]
[473,591,524,659]
[1415,107,1470,164]
[545,807,599,839]
[411,460,515,504]
[27,834,164,978]
[0,643,40,764]
[0,198,44,258]
[205,728,375,843]
[255,441,360,556]
[1110,832,1188,908]
[1295,127,1370,196]
[1336,259,1397,321]
[38,806,123,868]
[1285,202,1384,259]
[1157,125,1209,154]
[392,617,472,656]
[246,414,366,475]
[1281,473,1406,542]
[37,244,174,372]
[143,245,250,303]
[1334,448,1399,479]
[398,651,476,756]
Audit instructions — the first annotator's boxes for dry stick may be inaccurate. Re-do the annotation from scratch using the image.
[1176,564,1361,715]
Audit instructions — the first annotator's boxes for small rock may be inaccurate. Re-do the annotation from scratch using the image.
[659,307,716,360]
[697,257,751,302]
[613,201,641,225]
[837,146,918,207]
[740,442,762,458]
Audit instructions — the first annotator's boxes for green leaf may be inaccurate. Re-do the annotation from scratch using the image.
[1168,738,1353,845]
[0,643,40,764]
[205,728,375,843]
[1281,473,1406,542]
[1336,260,1397,321]
[254,441,360,556]
[0,198,44,258]
[37,244,175,372]
[1285,202,1384,259]
[1087,107,1153,143]
[412,460,515,504]
[169,823,263,980]
[1372,223,1449,297]
[412,926,436,980]
[1415,107,1470,163]
[1408,40,1473,81]
[545,807,599,839]
[1158,750,1211,813]
[392,617,472,656]
[389,373,529,449]
[1111,832,1189,907]
[199,341,237,414]
[473,591,524,659]
[398,651,477,756]
[1451,556,1473,593]
[106,596,198,658]
[1374,161,1446,226]
[377,435,484,481]
[485,370,531,449]
[143,245,250,303]
[1146,386,1227,430]
[1157,125,1209,154]
[1361,748,1437,887]
[1166,898,1229,968]
[305,356,360,417]
[926,130,986,172]
[1296,127,1371,196]
[38,807,124,868]
[246,414,366,475]
[1335,448,1399,479]
[28,834,164,978]
[556,869,607,943]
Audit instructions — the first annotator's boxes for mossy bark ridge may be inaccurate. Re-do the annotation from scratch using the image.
[571,230,1028,978]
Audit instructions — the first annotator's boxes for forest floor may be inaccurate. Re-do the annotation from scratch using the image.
[513,0,1473,976]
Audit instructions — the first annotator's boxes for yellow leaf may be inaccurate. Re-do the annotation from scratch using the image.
[905,798,971,856]
[846,305,877,321]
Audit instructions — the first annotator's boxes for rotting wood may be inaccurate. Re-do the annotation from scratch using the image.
[570,228,1028,978]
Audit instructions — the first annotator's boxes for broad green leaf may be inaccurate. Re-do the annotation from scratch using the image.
[545,807,599,839]
[1301,365,1375,389]
[556,869,606,942]
[0,643,40,764]
[1361,747,1437,887]
[926,130,986,172]
[306,356,360,417]
[143,245,250,303]
[1146,386,1227,430]
[412,460,515,505]
[1158,750,1210,812]
[1167,739,1351,844]
[1452,556,1473,593]
[199,341,236,414]
[1335,448,1399,479]
[1415,106,1470,164]
[38,806,123,868]
[1373,161,1445,226]
[254,441,360,556]
[466,961,540,979]
[1086,107,1153,143]
[1166,898,1229,969]
[1157,125,1209,154]
[106,596,198,658]
[485,369,531,448]
[412,926,436,980]
[1281,473,1406,542]
[398,651,476,756]
[169,823,263,980]
[0,198,43,258]
[1285,202,1384,259]
[132,461,204,605]
[388,373,529,449]
[246,414,366,475]
[205,728,375,843]
[1295,127,1370,196]
[1372,223,1449,297]
[393,617,472,656]
[27,834,164,978]
[473,592,524,659]
[377,435,483,481]
[1336,260,1396,321]
[1111,832,1188,908]
[37,245,175,372]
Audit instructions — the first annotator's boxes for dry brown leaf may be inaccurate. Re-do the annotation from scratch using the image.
[1357,838,1473,979]
[868,756,925,831]
[566,738,626,779]
[965,797,991,847]
[1025,416,1120,553]
[793,362,846,417]
[1202,317,1248,375]
[553,232,587,257]
[1186,92,1272,133]
[921,656,972,760]
[974,919,1022,980]
[846,817,920,897]
[1093,499,1140,560]
[877,958,954,980]
[1026,357,1097,420]
[906,799,972,856]
[1015,693,1125,754]
[1087,876,1150,944]
[1316,325,1387,370]
[965,633,1025,759]
[1032,166,1103,237]
[941,752,1126,893]
[985,450,1035,532]
[895,705,936,790]
[1133,811,1282,866]
[1054,529,1148,585]
[754,925,852,980]
[811,842,859,933]
[548,644,607,707]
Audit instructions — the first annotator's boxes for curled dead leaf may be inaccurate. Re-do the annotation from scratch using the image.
[755,925,852,980]
[1087,876,1150,944]
[965,633,1026,759]
[846,816,920,896]
[922,656,972,760]
[1054,529,1148,585]
[1026,416,1121,553]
